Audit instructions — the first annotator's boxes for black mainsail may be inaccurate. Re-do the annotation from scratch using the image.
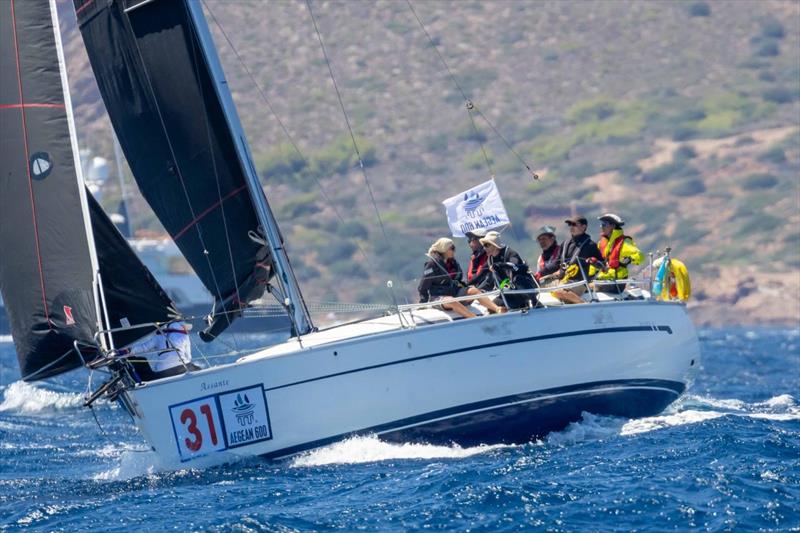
[0,0,100,380]
[74,0,314,339]
[0,0,177,380]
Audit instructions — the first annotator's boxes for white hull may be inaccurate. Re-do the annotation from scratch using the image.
[122,300,700,467]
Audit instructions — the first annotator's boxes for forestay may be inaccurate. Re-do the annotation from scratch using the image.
[74,0,308,339]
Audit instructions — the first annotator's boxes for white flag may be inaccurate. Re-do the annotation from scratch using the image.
[442,179,510,238]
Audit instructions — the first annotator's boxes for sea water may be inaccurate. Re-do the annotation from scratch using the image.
[0,328,798,531]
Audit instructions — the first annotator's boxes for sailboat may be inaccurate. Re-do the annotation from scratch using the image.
[1,0,700,467]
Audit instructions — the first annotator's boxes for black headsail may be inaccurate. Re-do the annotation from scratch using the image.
[88,192,176,349]
[0,0,177,381]
[74,0,314,339]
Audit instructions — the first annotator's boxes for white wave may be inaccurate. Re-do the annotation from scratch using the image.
[760,470,785,482]
[677,394,746,411]
[621,409,725,435]
[92,448,163,481]
[0,334,12,343]
[291,435,511,467]
[546,412,625,446]
[0,381,83,413]
[749,412,800,421]
[756,394,796,411]
[542,392,799,442]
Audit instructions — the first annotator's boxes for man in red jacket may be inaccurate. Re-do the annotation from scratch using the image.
[464,229,492,291]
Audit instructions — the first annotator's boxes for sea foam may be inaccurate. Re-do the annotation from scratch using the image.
[291,435,510,467]
[0,381,83,413]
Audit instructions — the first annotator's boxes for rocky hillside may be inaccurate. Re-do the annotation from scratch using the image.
[58,0,800,326]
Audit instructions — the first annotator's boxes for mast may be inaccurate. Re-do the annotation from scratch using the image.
[185,1,314,336]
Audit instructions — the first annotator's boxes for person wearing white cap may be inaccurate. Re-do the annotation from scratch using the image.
[479,231,536,309]
[592,213,643,294]
[464,228,492,292]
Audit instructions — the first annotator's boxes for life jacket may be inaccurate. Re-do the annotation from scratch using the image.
[538,243,561,272]
[599,232,630,270]
[467,251,488,283]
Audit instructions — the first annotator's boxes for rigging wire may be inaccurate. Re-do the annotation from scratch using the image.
[404,0,539,182]
[304,0,391,247]
[303,0,412,298]
[201,0,374,267]
[404,0,536,246]
[186,15,241,353]
[120,12,232,327]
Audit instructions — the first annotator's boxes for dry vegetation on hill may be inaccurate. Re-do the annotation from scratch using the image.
[60,0,800,326]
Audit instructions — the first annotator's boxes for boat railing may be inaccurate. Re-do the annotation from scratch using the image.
[394,277,655,318]
[82,278,658,377]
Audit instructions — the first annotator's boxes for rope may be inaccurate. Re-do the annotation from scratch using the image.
[201,0,374,267]
[121,10,231,317]
[405,0,538,181]
[466,101,495,177]
[186,14,241,353]
[305,0,390,246]
[17,344,92,382]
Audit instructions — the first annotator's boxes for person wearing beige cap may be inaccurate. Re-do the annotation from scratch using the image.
[479,231,536,309]
[417,237,504,318]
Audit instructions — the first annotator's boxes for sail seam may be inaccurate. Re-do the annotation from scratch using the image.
[75,0,94,16]
[10,0,51,325]
[0,103,66,109]
[173,184,248,241]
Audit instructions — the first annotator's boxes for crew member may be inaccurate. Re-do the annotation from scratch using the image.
[122,321,195,382]
[418,237,475,318]
[533,225,561,287]
[593,213,644,294]
[552,215,602,304]
[418,237,505,317]
[465,229,492,291]
[480,231,535,310]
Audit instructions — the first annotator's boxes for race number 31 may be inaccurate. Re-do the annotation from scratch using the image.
[169,397,225,459]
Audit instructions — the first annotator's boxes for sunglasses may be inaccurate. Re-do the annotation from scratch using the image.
[600,221,612,227]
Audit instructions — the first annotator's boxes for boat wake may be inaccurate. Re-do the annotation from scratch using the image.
[0,381,84,414]
[291,435,513,468]
[289,394,800,466]
[547,393,799,445]
[91,448,166,481]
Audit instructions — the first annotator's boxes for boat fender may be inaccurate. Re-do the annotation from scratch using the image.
[652,257,691,301]
[668,259,691,301]
[652,257,668,297]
